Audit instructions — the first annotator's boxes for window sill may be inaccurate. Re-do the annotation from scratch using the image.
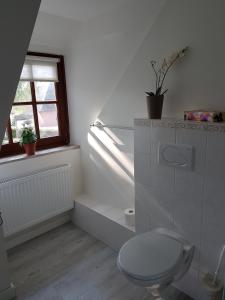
[0,145,80,166]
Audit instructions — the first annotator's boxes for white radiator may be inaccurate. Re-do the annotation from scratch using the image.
[0,164,73,236]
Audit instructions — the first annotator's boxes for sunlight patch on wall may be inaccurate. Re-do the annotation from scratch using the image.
[88,132,133,186]
[90,126,134,177]
[104,127,124,145]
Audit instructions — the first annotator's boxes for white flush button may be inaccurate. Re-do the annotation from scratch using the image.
[158,144,193,170]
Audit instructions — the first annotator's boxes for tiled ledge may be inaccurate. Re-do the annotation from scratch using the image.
[134,118,225,133]
[0,145,80,166]
[75,195,135,232]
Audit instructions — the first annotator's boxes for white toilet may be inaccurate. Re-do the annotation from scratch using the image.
[117,228,195,299]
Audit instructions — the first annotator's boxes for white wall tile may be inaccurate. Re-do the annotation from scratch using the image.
[135,123,225,300]
[170,193,201,268]
[204,132,225,177]
[134,126,151,154]
[201,132,225,272]
[201,200,225,273]
[135,182,173,232]
[134,153,151,187]
[147,188,174,230]
[149,162,175,194]
[135,125,204,247]
[174,128,207,198]
[135,183,151,233]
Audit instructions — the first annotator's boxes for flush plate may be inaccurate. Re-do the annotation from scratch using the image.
[158,143,193,170]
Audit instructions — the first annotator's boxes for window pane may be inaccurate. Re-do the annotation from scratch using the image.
[2,130,9,145]
[35,82,56,101]
[14,81,32,103]
[10,106,35,143]
[37,104,59,138]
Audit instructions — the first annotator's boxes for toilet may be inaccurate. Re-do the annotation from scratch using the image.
[117,228,195,299]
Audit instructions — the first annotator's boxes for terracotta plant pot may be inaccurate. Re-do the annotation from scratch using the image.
[146,95,164,119]
[23,143,36,156]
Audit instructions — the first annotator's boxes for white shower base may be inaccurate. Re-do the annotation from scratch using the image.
[73,195,135,250]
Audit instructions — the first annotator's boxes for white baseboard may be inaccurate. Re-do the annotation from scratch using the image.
[0,283,16,300]
[5,211,72,250]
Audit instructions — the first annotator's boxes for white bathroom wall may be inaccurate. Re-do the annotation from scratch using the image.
[89,0,225,123]
[134,119,225,300]
[29,0,225,211]
[66,0,166,209]
[65,0,225,212]
[30,11,82,54]
[29,0,225,231]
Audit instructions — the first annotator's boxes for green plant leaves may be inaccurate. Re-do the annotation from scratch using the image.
[20,127,37,146]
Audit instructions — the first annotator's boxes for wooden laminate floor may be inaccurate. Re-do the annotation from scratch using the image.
[8,223,193,300]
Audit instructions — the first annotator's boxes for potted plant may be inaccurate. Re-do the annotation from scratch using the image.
[146,46,189,119]
[20,127,37,156]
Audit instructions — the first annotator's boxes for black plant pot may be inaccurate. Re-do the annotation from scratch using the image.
[146,95,164,119]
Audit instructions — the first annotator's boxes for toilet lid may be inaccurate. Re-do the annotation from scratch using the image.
[118,231,183,280]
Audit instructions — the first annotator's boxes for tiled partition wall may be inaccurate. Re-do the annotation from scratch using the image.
[134,119,225,300]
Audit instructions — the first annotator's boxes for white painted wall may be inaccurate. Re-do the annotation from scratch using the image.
[39,0,134,23]
[30,11,81,54]
[66,0,166,209]
[29,0,225,219]
[65,0,225,213]
[0,0,41,145]
[24,0,225,211]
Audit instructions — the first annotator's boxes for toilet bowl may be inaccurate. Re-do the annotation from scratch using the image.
[117,228,195,299]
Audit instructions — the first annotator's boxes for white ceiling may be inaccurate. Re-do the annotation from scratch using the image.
[40,0,132,22]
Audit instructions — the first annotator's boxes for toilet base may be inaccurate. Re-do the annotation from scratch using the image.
[146,286,165,300]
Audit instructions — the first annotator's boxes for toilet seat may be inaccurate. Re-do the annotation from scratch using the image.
[117,231,184,281]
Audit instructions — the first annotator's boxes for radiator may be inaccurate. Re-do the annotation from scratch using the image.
[0,164,73,236]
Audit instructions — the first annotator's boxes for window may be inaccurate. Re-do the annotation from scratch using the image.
[0,52,70,158]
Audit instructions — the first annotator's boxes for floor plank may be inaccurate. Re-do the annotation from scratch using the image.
[8,223,193,300]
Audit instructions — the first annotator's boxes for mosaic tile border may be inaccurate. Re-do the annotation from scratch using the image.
[134,118,225,133]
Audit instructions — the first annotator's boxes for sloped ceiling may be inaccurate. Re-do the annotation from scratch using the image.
[39,0,133,22]
[30,11,82,53]
[0,0,41,145]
